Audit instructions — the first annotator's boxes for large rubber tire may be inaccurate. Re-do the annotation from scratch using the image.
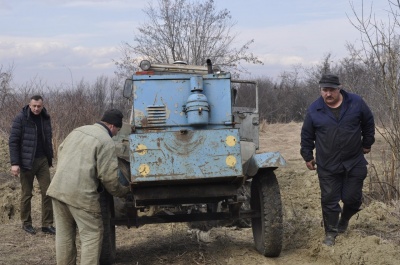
[99,190,116,265]
[250,171,283,257]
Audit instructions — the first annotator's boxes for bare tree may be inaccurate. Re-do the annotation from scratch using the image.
[0,65,15,136]
[91,76,108,115]
[0,65,14,110]
[115,0,262,77]
[349,0,400,201]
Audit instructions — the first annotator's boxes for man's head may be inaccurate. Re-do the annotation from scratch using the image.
[319,74,342,107]
[29,95,44,116]
[101,109,123,136]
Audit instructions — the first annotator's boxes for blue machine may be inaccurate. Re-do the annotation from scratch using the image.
[106,60,286,262]
[128,72,243,185]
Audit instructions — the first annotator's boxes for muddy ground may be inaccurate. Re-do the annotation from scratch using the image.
[0,123,399,265]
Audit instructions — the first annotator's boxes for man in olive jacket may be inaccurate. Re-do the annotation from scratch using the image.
[47,109,130,265]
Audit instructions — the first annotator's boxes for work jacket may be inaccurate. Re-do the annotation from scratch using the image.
[9,105,53,170]
[300,89,375,173]
[47,123,129,213]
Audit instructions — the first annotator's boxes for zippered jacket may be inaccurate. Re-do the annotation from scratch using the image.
[300,89,375,173]
[9,105,53,170]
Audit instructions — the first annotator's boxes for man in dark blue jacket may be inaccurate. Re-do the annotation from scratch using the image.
[9,95,55,235]
[300,74,375,246]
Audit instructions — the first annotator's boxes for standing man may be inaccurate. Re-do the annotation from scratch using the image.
[300,74,375,246]
[9,95,55,235]
[47,109,130,265]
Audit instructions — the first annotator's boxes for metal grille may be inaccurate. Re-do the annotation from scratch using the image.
[147,105,167,126]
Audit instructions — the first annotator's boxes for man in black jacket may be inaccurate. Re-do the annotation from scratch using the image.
[300,74,375,246]
[9,95,55,235]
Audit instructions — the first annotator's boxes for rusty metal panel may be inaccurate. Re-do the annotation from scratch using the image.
[129,129,242,183]
[243,151,287,177]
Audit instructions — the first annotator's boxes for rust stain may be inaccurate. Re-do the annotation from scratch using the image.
[141,117,148,127]
[162,131,206,156]
[174,131,194,142]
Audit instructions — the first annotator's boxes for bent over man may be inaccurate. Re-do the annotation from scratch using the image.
[300,74,375,246]
[9,95,55,235]
[47,109,130,265]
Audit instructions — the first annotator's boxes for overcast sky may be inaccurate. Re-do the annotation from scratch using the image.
[0,0,390,86]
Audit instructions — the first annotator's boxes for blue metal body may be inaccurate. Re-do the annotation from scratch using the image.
[129,72,241,186]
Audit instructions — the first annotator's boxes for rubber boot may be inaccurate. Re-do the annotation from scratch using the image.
[337,219,349,233]
[322,212,339,246]
[338,206,360,233]
[323,233,336,246]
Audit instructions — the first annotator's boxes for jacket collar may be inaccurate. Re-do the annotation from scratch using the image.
[96,122,113,138]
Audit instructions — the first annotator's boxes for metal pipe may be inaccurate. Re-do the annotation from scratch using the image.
[206,59,213,74]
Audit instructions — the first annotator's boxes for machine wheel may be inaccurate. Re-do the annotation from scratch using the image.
[250,170,283,257]
[99,190,116,265]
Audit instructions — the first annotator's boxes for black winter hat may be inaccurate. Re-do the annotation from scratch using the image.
[101,109,123,128]
[319,74,341,88]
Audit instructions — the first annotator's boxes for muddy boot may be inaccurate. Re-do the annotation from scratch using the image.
[323,233,336,246]
[322,212,339,246]
[338,206,360,233]
[337,219,349,233]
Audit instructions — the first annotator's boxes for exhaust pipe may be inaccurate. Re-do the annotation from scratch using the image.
[206,59,213,74]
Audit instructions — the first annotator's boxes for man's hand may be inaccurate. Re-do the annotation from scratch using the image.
[306,160,316,170]
[363,148,371,154]
[11,165,20,176]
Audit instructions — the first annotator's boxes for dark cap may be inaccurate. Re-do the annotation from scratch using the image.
[319,74,341,88]
[101,109,123,128]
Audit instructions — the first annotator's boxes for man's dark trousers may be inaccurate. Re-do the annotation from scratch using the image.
[20,156,53,227]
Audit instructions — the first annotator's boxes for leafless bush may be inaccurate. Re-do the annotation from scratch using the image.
[367,148,400,203]
[347,0,400,202]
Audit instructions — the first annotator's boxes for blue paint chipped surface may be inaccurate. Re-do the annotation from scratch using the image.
[129,129,242,182]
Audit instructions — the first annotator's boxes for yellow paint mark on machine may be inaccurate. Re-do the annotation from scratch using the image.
[139,164,150,176]
[226,155,237,167]
[136,144,148,155]
[225,135,237,146]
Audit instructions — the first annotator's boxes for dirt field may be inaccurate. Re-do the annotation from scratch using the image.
[1,122,399,265]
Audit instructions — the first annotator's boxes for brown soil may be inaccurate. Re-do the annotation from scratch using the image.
[0,123,399,265]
